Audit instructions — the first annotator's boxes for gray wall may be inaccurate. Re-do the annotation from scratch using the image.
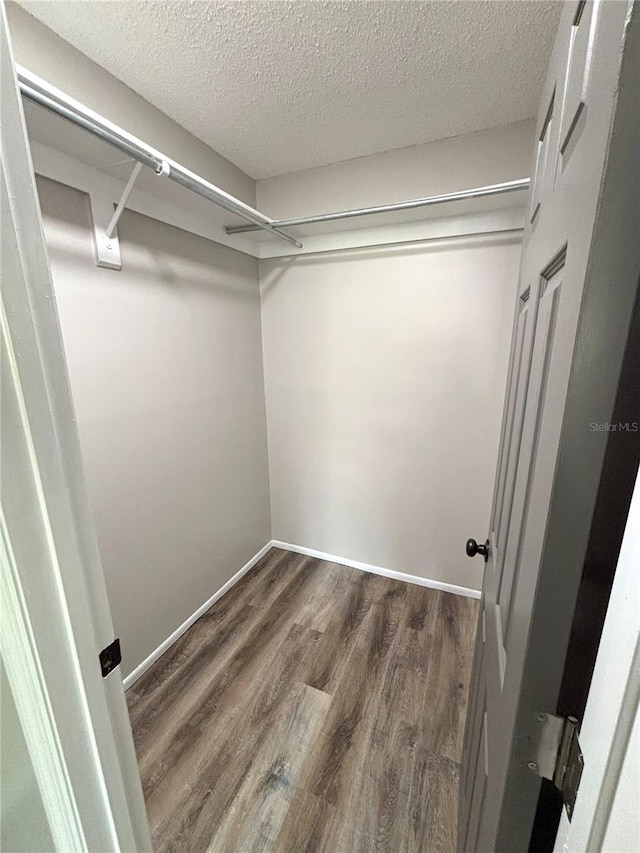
[37,176,270,677]
[261,235,521,591]
[258,119,532,592]
[257,121,534,219]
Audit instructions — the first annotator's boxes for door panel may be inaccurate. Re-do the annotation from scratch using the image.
[458,2,635,850]
[530,95,555,224]
[559,0,600,162]
[479,281,539,701]
[500,256,564,645]
[495,286,535,581]
[463,698,488,853]
[492,285,537,685]
[461,628,485,817]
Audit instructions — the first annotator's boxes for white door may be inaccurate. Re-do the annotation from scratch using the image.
[458,1,638,850]
[0,3,150,849]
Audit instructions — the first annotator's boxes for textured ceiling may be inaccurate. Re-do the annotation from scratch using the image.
[17,0,561,179]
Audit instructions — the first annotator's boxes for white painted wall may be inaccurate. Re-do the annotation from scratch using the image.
[261,234,521,591]
[554,468,640,853]
[36,176,270,678]
[257,121,533,219]
[259,125,532,592]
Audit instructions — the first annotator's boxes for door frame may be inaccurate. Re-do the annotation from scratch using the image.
[496,5,640,849]
[1,3,151,849]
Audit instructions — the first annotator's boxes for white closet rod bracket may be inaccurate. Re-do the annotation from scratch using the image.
[105,161,143,240]
[89,160,145,270]
[89,190,122,270]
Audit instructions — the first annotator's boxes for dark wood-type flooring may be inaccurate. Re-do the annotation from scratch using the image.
[127,548,478,852]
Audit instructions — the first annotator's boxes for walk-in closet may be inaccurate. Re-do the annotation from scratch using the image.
[4,1,639,852]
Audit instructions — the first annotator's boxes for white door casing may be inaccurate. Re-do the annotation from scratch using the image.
[553,468,640,852]
[0,3,151,849]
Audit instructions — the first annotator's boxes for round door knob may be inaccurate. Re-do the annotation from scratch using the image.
[466,538,489,561]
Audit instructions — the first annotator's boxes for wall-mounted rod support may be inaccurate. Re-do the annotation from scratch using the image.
[17,66,303,249]
[225,178,531,235]
[105,161,143,239]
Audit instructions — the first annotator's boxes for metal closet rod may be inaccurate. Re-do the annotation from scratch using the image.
[16,66,303,249]
[225,177,531,234]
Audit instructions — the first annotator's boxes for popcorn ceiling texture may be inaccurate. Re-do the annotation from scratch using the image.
[17,0,561,179]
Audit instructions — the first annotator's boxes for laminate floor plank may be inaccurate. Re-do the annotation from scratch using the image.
[299,583,429,853]
[299,583,409,809]
[128,548,478,852]
[131,603,258,760]
[135,555,321,785]
[127,548,297,727]
[207,683,331,853]
[273,788,337,853]
[284,559,353,634]
[303,571,383,695]
[421,594,478,763]
[143,597,322,815]
[150,624,322,851]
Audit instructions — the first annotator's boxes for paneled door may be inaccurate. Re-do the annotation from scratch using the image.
[458,2,638,851]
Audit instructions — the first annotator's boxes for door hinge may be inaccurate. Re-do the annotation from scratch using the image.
[99,638,122,677]
[529,713,584,820]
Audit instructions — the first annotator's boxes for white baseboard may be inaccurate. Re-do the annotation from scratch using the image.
[124,537,480,689]
[122,541,272,689]
[271,540,481,600]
